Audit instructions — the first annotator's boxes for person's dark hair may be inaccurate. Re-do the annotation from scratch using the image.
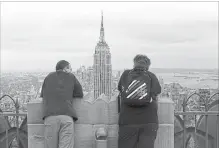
[133,54,151,70]
[56,60,70,71]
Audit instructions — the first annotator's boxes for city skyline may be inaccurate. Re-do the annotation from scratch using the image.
[1,2,218,72]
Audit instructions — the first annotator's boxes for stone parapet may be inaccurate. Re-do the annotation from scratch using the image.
[27,96,174,148]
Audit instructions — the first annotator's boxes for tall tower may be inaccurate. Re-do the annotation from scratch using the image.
[93,11,112,99]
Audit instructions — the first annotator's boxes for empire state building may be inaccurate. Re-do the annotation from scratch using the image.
[93,12,112,99]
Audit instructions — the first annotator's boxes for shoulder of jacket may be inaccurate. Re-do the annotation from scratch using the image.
[147,71,155,76]
[147,71,159,80]
[123,69,132,74]
[48,71,54,75]
[45,72,55,79]
[120,69,130,78]
[67,73,77,82]
[69,73,76,78]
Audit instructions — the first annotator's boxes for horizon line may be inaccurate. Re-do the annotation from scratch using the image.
[1,67,218,73]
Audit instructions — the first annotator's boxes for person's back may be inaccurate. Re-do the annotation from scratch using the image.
[41,60,83,148]
[118,69,160,125]
[118,55,161,148]
[42,70,83,121]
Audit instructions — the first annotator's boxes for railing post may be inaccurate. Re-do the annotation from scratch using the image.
[182,104,186,148]
[217,115,219,148]
[15,98,20,148]
[155,97,174,148]
[5,129,8,148]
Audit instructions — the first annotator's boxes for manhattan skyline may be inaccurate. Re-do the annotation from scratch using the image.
[1,2,218,72]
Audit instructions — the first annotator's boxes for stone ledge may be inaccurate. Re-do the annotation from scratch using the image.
[27,96,174,148]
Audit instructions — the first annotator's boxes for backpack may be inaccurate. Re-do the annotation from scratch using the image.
[120,69,152,107]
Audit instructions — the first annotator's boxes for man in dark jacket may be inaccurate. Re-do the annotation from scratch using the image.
[118,55,161,148]
[40,60,83,148]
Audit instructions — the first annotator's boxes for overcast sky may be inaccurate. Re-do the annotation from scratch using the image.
[1,2,218,72]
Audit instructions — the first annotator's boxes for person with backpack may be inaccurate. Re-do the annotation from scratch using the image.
[118,54,161,148]
[40,60,83,148]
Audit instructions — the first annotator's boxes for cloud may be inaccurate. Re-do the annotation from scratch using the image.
[0,2,218,71]
[1,50,94,71]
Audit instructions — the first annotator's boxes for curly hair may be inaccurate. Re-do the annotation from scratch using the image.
[133,54,151,70]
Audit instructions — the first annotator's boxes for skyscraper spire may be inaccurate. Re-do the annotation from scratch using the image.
[101,10,103,28]
[99,11,105,43]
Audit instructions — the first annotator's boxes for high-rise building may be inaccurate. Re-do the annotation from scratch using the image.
[93,12,112,99]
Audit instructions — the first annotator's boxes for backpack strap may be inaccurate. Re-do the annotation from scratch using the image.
[143,71,157,101]
[126,69,134,85]
[136,70,153,100]
[146,71,153,99]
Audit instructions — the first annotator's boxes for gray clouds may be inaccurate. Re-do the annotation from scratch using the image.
[1,2,218,71]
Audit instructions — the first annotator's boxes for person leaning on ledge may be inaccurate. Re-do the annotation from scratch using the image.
[118,54,161,148]
[40,60,83,148]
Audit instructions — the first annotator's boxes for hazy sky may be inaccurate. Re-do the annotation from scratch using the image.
[1,2,218,72]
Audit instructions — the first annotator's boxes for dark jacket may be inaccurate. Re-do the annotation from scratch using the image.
[118,69,161,125]
[40,70,83,121]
